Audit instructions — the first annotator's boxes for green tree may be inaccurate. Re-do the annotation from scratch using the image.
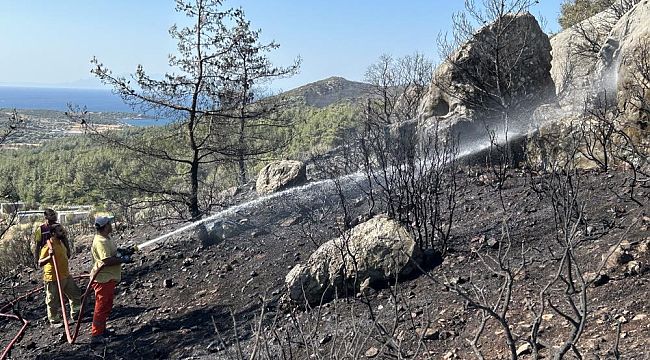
[216,11,300,184]
[558,0,640,30]
[89,0,298,245]
[558,0,614,29]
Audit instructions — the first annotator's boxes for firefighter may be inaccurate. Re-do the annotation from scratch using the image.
[89,215,124,344]
[37,223,82,327]
[32,209,60,266]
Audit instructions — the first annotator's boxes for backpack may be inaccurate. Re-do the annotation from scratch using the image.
[35,223,54,254]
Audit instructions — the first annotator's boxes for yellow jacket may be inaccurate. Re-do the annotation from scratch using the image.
[91,234,121,283]
[39,238,70,282]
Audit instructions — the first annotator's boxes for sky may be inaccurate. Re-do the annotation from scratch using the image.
[0,0,564,92]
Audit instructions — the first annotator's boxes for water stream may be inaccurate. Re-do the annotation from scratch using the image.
[137,128,525,250]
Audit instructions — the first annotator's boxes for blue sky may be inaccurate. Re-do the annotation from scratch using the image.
[0,0,563,91]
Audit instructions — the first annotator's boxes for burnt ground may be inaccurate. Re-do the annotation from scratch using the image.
[1,166,649,360]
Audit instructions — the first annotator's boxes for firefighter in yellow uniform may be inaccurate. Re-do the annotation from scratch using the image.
[38,223,82,326]
[32,209,59,266]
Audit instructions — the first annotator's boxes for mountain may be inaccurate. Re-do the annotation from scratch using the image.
[278,76,375,108]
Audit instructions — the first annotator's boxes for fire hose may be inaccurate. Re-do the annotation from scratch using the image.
[0,243,137,359]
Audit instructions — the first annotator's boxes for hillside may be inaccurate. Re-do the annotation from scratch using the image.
[0,76,378,208]
[1,166,648,359]
[0,76,371,149]
[278,76,376,108]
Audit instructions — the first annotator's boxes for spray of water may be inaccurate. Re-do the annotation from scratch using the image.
[137,116,531,251]
[137,171,366,250]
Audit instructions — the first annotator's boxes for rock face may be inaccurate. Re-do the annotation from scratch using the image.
[255,160,306,194]
[549,1,649,113]
[528,2,650,169]
[550,8,619,102]
[285,215,422,305]
[418,12,554,140]
[600,1,650,132]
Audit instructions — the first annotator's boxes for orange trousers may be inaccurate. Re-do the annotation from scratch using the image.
[91,280,116,337]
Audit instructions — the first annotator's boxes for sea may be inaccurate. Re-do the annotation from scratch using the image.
[0,86,171,127]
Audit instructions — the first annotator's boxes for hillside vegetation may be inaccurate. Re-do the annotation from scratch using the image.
[0,77,370,211]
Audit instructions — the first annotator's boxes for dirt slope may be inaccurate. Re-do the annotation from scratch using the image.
[1,167,648,359]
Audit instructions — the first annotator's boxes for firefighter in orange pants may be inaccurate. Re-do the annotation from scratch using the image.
[89,215,124,344]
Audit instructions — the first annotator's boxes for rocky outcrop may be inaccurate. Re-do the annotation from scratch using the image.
[285,215,422,305]
[599,1,650,133]
[255,160,307,195]
[550,8,619,103]
[528,1,649,169]
[418,12,554,140]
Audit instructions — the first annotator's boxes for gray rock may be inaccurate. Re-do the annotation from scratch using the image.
[550,8,618,103]
[285,215,422,305]
[416,327,440,340]
[319,334,332,345]
[365,347,379,358]
[418,12,554,141]
[256,160,307,194]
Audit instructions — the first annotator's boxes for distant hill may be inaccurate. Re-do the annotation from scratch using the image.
[278,76,376,108]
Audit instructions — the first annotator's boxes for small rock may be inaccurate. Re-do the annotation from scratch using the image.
[632,314,647,321]
[585,272,610,287]
[416,327,440,340]
[163,279,174,288]
[516,343,532,356]
[319,334,332,345]
[624,261,640,276]
[250,271,258,277]
[443,349,458,359]
[280,216,301,227]
[207,341,222,352]
[365,347,379,358]
[183,258,193,266]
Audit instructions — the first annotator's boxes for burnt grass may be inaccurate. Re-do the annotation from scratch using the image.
[1,165,649,359]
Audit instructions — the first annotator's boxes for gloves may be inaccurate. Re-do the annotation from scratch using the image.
[116,245,138,264]
[119,254,134,264]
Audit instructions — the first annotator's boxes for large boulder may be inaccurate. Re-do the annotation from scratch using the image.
[285,215,422,305]
[537,1,649,166]
[418,12,554,142]
[255,160,307,194]
[550,8,619,104]
[599,0,650,138]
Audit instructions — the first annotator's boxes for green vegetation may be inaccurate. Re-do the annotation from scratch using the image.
[558,0,614,29]
[283,103,361,158]
[0,99,363,211]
